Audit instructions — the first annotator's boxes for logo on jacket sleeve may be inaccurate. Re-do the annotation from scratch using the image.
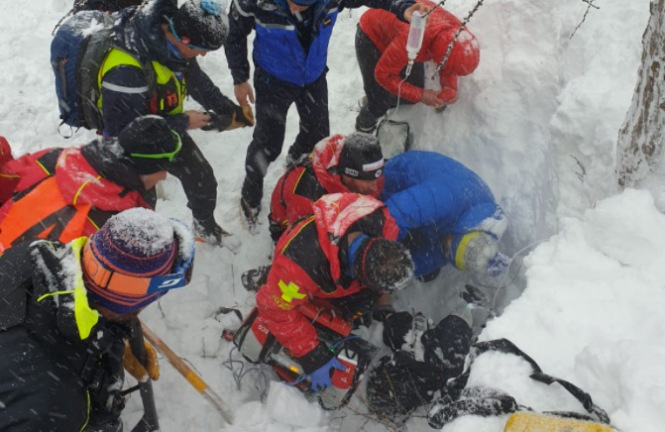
[278,280,306,302]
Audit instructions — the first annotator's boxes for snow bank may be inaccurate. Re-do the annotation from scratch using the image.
[476,189,665,432]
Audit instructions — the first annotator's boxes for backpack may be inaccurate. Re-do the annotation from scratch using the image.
[50,10,155,133]
[51,10,116,132]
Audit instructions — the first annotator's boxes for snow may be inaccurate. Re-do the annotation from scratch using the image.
[1,0,663,431]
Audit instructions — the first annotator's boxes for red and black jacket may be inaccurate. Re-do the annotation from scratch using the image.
[256,193,399,360]
[268,135,384,242]
[0,145,152,253]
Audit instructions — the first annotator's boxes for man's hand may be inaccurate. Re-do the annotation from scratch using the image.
[234,82,255,107]
[403,3,430,23]
[186,110,212,130]
[421,90,446,108]
[123,339,159,382]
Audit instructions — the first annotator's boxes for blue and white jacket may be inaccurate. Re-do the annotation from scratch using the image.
[225,0,414,86]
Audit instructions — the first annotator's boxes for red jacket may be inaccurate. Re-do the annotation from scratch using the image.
[257,193,399,358]
[0,146,152,252]
[268,135,384,240]
[359,0,480,104]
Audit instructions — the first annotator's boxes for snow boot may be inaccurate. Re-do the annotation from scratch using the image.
[241,265,271,292]
[240,198,260,235]
[355,105,380,133]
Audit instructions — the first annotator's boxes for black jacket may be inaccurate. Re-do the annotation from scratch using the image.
[97,1,236,222]
[0,240,130,431]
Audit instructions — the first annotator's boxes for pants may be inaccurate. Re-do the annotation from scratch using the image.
[166,132,217,222]
[355,26,424,119]
[242,68,330,209]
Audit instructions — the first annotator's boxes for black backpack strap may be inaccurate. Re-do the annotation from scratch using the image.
[530,373,611,424]
[427,338,611,428]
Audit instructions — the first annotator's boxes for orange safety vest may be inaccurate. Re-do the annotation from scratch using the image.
[0,177,90,253]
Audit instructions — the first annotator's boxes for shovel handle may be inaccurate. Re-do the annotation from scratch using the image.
[140,321,234,425]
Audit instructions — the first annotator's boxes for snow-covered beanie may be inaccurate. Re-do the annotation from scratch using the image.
[171,0,227,50]
[339,133,384,180]
[118,115,179,175]
[351,236,413,292]
[82,208,178,314]
[448,231,498,273]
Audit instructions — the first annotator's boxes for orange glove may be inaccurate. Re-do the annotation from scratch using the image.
[124,339,160,381]
[228,105,255,130]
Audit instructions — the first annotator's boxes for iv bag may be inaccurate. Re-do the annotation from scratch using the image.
[406,11,426,61]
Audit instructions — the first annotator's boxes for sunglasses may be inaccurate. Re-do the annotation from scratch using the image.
[82,229,195,297]
[130,130,183,163]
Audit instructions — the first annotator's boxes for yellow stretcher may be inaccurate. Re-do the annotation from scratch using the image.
[505,412,614,432]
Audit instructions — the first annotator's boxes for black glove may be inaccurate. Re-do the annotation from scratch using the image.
[382,311,414,352]
[193,216,242,253]
[202,105,254,132]
[372,304,395,322]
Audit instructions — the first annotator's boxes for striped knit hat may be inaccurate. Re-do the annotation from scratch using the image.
[82,208,178,315]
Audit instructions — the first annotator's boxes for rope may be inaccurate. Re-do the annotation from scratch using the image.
[489,238,549,310]
[222,347,260,390]
[432,0,486,79]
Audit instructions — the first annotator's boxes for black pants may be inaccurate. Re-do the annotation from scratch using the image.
[355,26,424,119]
[167,132,217,221]
[242,68,330,209]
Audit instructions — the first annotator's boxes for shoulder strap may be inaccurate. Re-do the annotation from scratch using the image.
[78,14,116,130]
[427,339,611,429]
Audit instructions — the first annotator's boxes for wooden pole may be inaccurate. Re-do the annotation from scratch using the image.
[140,320,234,425]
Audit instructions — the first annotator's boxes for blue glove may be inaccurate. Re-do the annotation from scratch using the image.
[487,251,509,277]
[308,357,345,392]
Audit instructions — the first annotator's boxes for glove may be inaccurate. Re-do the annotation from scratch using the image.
[202,105,254,132]
[193,216,242,254]
[233,105,255,128]
[372,304,396,322]
[382,310,414,352]
[308,356,345,392]
[487,251,509,277]
[123,340,159,382]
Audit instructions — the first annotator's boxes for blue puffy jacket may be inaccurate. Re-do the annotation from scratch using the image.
[225,0,414,86]
[382,151,506,276]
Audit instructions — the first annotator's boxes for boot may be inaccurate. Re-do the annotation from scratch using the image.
[240,197,260,235]
[355,105,380,133]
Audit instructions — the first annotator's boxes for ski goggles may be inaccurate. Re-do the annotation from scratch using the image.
[130,130,183,163]
[82,232,195,297]
[168,18,213,52]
